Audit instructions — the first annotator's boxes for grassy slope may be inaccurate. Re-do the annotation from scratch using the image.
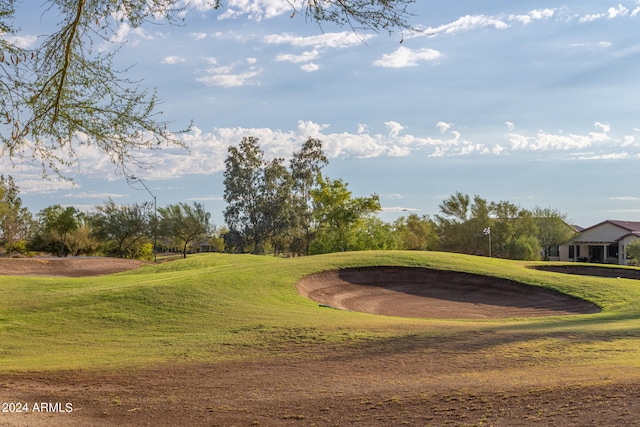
[1,251,639,377]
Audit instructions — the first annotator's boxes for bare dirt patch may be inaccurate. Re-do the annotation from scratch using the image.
[0,257,144,277]
[1,341,640,426]
[297,267,600,319]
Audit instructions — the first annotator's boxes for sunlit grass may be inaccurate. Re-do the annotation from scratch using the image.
[1,251,639,378]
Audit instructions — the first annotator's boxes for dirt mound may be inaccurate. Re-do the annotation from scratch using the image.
[0,257,144,277]
[297,267,600,319]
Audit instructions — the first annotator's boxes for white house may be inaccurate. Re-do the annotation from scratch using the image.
[560,220,640,265]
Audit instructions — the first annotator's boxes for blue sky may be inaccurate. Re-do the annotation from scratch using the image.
[4,1,640,228]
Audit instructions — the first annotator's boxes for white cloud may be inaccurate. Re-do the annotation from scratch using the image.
[610,196,640,201]
[579,4,630,23]
[187,195,224,201]
[184,0,221,12]
[579,13,604,23]
[198,70,261,87]
[424,15,509,36]
[191,32,207,41]
[264,31,374,49]
[570,41,612,49]
[17,179,78,194]
[437,122,452,133]
[577,152,629,160]
[62,192,125,200]
[217,0,292,21]
[197,57,262,87]
[528,9,555,20]
[493,145,505,155]
[622,135,636,147]
[509,8,555,25]
[507,131,592,151]
[266,32,373,70]
[110,22,152,44]
[594,121,611,133]
[373,47,441,68]
[385,121,405,137]
[505,122,515,131]
[506,123,614,152]
[3,34,38,49]
[275,50,320,63]
[161,55,186,64]
[300,63,319,72]
[608,4,629,18]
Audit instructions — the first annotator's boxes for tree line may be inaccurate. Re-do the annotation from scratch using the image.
[221,137,579,260]
[0,175,214,259]
[1,136,630,262]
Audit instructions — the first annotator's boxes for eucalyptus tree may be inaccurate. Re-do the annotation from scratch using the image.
[289,138,328,255]
[1,1,414,174]
[223,137,295,254]
[158,202,211,258]
[223,136,269,254]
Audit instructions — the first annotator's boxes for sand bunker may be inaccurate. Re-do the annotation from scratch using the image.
[297,267,600,319]
[532,265,640,280]
[0,257,144,277]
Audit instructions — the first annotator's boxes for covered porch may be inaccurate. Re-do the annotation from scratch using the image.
[566,241,621,264]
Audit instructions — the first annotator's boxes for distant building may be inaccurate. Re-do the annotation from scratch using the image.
[560,220,640,265]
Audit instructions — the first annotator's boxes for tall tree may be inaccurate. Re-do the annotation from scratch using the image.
[532,206,576,260]
[394,213,438,251]
[1,1,414,173]
[158,202,211,258]
[0,175,33,256]
[435,193,489,255]
[91,199,151,258]
[310,174,380,254]
[37,204,79,256]
[289,138,328,255]
[223,136,271,254]
[489,200,538,260]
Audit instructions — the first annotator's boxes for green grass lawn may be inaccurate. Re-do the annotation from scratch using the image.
[1,251,640,376]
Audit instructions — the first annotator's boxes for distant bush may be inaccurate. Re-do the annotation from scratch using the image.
[626,240,640,266]
[136,243,154,261]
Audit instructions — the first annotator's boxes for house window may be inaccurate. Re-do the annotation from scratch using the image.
[607,243,619,259]
[569,245,574,259]
[549,245,559,257]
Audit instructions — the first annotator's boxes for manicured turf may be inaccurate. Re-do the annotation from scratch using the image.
[1,251,640,375]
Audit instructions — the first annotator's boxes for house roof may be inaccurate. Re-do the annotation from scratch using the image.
[579,219,640,234]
